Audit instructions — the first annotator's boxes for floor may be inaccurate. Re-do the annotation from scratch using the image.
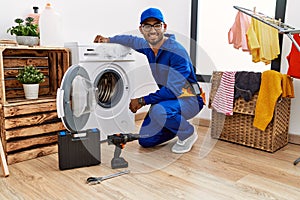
[1,123,300,200]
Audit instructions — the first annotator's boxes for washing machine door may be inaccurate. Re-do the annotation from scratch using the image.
[57,64,96,132]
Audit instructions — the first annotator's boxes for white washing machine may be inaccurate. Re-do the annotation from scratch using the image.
[56,42,136,138]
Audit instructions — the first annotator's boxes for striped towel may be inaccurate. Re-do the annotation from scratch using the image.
[212,71,237,115]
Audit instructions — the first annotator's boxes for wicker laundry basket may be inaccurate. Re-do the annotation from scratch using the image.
[209,71,291,152]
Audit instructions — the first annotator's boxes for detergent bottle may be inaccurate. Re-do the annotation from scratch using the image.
[27,6,40,25]
[39,3,64,47]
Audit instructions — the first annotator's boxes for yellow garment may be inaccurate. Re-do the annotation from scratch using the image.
[246,18,280,65]
[253,70,294,131]
[282,74,295,98]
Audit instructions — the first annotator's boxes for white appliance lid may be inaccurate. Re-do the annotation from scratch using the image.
[57,65,96,132]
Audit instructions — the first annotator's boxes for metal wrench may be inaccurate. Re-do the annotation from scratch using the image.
[86,170,130,185]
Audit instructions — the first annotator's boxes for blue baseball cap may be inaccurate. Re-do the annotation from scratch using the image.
[140,8,165,24]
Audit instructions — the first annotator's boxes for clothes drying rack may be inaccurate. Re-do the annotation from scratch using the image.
[234,5,300,52]
[235,5,300,165]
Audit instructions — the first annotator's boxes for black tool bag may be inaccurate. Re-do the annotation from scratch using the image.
[58,128,101,170]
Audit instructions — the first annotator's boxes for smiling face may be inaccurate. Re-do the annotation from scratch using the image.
[139,18,167,47]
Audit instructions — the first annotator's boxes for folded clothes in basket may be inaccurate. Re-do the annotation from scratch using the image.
[209,71,292,152]
[211,71,236,115]
[234,71,261,101]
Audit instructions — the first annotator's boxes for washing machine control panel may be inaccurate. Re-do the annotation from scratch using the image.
[65,42,135,63]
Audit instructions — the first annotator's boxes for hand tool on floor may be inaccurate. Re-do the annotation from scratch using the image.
[102,133,140,169]
[294,157,300,165]
[86,169,130,185]
[0,138,9,177]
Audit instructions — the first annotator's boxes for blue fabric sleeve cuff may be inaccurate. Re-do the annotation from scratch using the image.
[109,37,115,43]
[143,96,151,105]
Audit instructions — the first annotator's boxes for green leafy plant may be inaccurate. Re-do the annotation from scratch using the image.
[16,65,45,84]
[7,17,39,37]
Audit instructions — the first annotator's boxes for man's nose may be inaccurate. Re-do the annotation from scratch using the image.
[149,27,157,33]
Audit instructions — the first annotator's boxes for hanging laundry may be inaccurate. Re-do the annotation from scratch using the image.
[246,18,280,65]
[282,74,295,98]
[211,71,236,116]
[286,34,300,79]
[253,70,294,131]
[228,11,251,51]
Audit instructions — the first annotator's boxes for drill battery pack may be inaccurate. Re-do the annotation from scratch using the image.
[58,128,101,170]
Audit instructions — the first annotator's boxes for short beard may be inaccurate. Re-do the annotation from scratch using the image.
[147,34,164,46]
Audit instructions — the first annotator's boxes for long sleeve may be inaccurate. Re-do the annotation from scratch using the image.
[228,11,251,51]
[246,18,280,65]
[110,34,198,105]
[253,70,283,131]
[286,34,300,79]
[109,35,148,54]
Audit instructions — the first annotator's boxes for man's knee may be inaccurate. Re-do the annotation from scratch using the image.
[150,103,177,120]
[138,138,156,148]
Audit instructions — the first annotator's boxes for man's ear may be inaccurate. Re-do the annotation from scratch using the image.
[163,23,167,32]
[139,26,143,34]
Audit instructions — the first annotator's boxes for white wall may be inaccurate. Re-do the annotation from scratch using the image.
[0,0,191,46]
[195,0,277,120]
[196,0,276,75]
[280,0,300,135]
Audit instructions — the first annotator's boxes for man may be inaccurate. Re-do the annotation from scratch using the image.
[94,7,204,153]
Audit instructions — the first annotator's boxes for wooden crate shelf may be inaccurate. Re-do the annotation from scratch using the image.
[0,46,70,164]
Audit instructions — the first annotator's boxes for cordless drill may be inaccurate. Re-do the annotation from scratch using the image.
[104,133,140,169]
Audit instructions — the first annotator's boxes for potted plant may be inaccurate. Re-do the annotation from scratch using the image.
[7,17,39,46]
[16,65,45,99]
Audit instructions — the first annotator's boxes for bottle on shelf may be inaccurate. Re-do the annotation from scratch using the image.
[27,6,40,25]
[39,3,64,47]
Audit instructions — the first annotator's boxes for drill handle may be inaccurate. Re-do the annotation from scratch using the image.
[114,145,122,158]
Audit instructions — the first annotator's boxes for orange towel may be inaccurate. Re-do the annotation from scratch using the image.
[282,74,294,98]
[253,70,294,131]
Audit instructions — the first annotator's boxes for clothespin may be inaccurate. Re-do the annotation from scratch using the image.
[278,18,282,26]
[253,7,256,15]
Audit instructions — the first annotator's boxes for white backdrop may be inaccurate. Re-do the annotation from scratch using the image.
[281,0,300,136]
[0,0,191,46]
[196,0,277,75]
[195,0,277,120]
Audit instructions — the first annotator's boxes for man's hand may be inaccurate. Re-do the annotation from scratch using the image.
[94,35,110,43]
[129,98,143,113]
